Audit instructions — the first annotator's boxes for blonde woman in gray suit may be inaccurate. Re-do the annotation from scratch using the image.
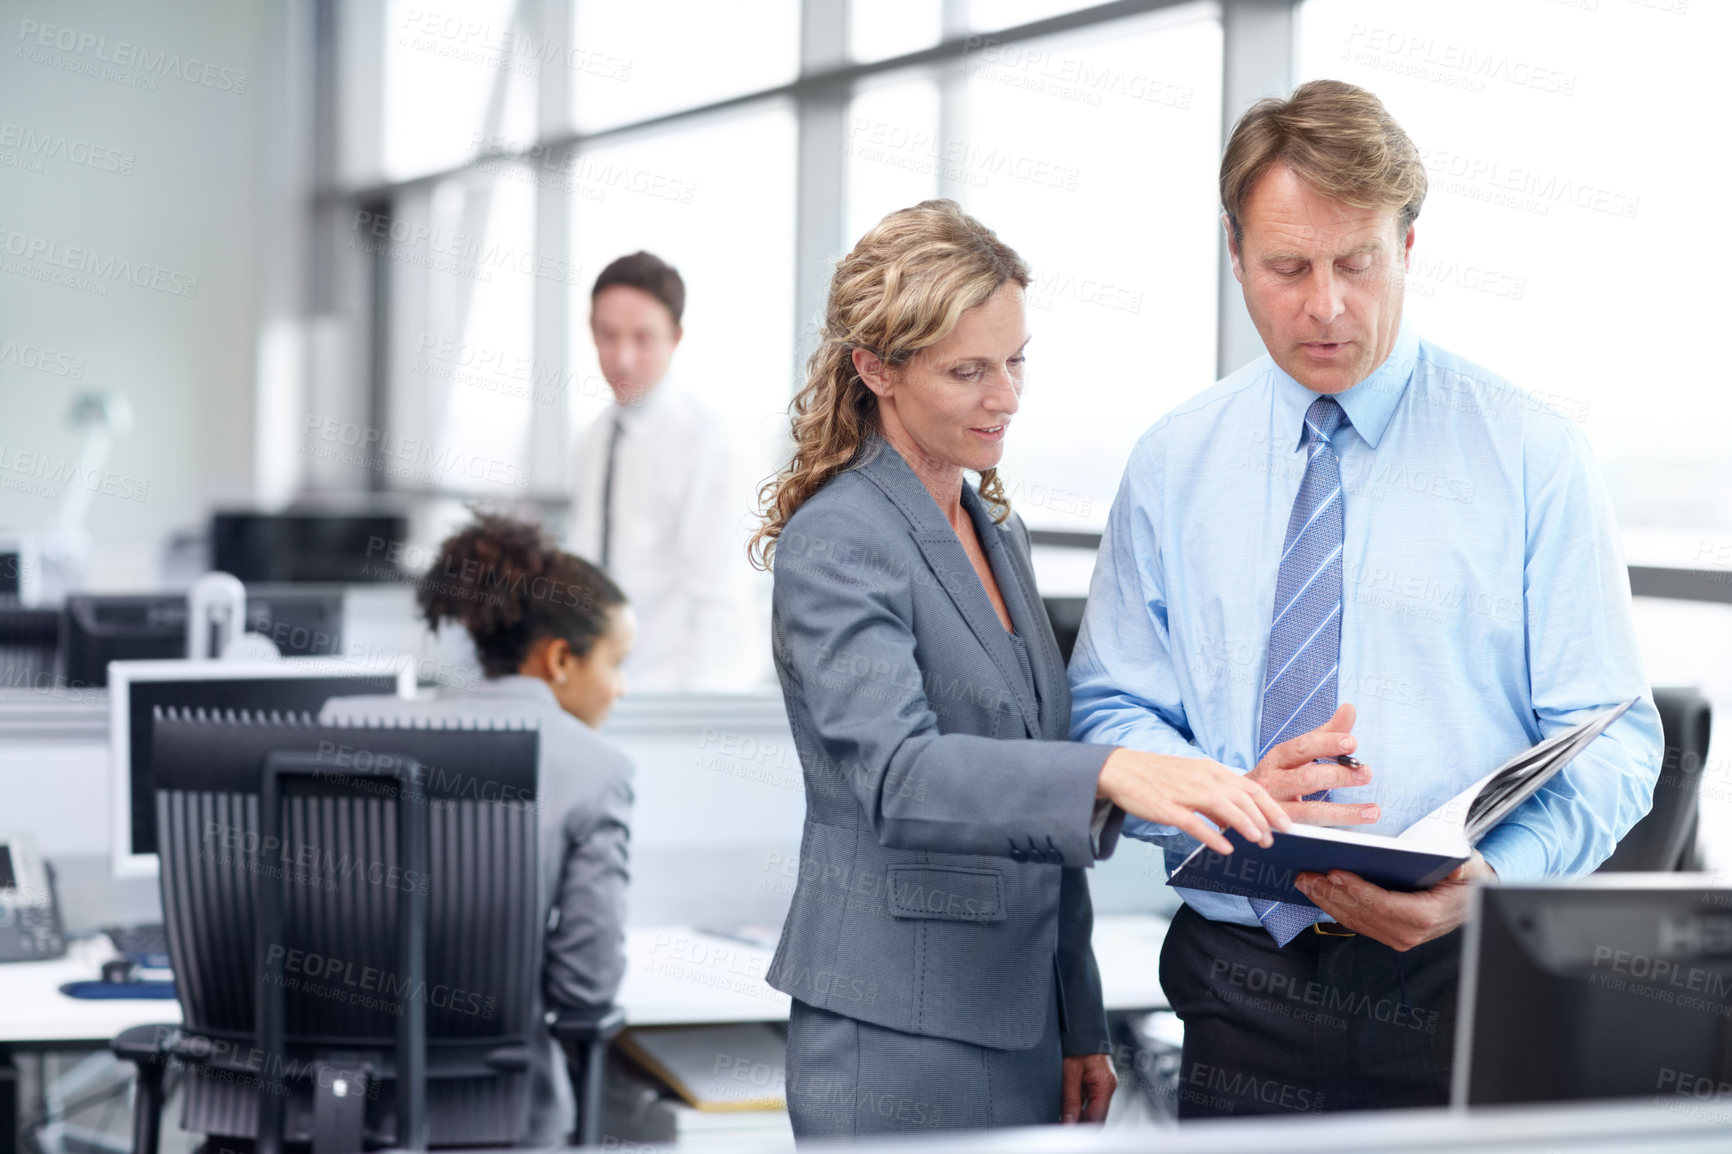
[750,201,1289,1138]
[324,514,635,1145]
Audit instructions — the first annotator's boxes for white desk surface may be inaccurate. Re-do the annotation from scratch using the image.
[0,936,177,1044]
[0,915,1169,1044]
[571,913,1169,1028]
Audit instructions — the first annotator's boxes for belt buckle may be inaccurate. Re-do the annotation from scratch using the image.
[1313,922,1358,938]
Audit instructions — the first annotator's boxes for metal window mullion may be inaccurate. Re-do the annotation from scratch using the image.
[793,0,849,384]
[935,0,969,201]
[1216,0,1297,379]
[341,1,387,494]
[530,0,574,499]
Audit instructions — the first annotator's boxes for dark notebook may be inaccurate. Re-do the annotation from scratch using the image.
[1166,700,1637,908]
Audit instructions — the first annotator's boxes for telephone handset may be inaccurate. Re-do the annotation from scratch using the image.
[0,835,68,962]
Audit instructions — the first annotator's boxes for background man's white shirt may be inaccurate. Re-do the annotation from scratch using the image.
[567,380,751,692]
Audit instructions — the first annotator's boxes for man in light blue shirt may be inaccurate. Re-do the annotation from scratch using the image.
[1069,80,1661,1115]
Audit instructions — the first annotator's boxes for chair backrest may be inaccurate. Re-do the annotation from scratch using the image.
[1041,596,1088,666]
[1597,687,1711,873]
[152,709,543,1148]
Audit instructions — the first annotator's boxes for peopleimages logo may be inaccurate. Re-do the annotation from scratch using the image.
[15,19,250,93]
[0,226,199,298]
[0,443,148,502]
[301,416,532,490]
[0,121,135,175]
[0,336,84,379]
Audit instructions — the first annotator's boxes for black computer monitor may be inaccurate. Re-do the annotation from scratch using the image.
[244,586,346,657]
[212,512,409,583]
[62,590,347,687]
[108,659,413,876]
[0,606,62,687]
[0,549,23,600]
[1455,878,1732,1108]
[61,595,189,686]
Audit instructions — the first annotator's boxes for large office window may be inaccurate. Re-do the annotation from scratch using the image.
[951,7,1223,532]
[843,6,1225,533]
[1299,0,1729,543]
[846,76,942,243]
[566,105,799,521]
[343,1,1230,527]
[569,0,800,132]
[379,0,539,182]
[849,2,944,64]
[1301,0,1732,873]
[382,169,541,500]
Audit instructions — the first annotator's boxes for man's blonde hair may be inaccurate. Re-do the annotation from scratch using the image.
[1220,79,1427,248]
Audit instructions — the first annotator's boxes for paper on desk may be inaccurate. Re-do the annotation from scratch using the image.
[617,1022,787,1112]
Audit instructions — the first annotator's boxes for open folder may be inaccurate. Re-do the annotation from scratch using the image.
[1165,699,1637,907]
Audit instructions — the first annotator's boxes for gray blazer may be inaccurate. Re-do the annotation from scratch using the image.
[766,438,1124,1055]
[321,676,634,1144]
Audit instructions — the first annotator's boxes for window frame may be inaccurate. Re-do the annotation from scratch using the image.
[313,0,1283,503]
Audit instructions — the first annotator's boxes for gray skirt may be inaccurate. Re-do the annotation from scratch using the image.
[784,995,1063,1139]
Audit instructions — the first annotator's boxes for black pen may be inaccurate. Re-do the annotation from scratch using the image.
[1334,755,1363,769]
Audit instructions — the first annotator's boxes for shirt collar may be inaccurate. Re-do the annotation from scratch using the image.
[613,372,680,424]
[1272,322,1419,452]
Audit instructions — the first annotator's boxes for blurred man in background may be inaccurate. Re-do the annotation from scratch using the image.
[568,252,745,692]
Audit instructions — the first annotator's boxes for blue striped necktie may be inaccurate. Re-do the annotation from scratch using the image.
[1251,396,1348,946]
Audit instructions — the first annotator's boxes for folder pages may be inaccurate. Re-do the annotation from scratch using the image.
[1166,700,1637,908]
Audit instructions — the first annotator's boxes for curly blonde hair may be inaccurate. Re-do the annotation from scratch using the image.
[749,200,1030,569]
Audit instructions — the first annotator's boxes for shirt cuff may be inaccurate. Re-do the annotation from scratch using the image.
[1477,823,1550,883]
[1089,800,1125,861]
[1122,816,1178,843]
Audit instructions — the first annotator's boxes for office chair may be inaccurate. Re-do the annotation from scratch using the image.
[1040,596,1088,666]
[111,710,566,1152]
[550,1007,626,1147]
[1597,687,1712,873]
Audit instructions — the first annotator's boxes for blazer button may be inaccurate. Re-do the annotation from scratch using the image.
[1008,844,1028,863]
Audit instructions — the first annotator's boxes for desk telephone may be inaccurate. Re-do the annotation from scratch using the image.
[0,835,67,962]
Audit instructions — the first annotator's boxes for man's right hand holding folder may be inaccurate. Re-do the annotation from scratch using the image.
[1241,701,1497,952]
[1246,702,1379,828]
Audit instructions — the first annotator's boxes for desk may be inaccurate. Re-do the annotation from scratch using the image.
[0,915,1171,1039]
[617,914,1169,1026]
[542,1100,1732,1153]
[0,916,1170,1150]
[0,938,174,1045]
[0,938,174,1154]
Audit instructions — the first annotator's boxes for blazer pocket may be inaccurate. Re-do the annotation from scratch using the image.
[885,866,1005,922]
